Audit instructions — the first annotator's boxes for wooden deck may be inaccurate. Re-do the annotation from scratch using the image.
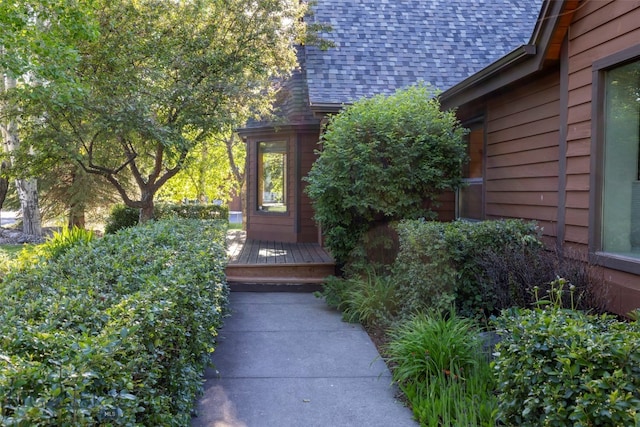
[225,231,335,286]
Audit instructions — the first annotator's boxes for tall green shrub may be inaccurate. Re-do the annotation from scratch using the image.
[305,83,468,264]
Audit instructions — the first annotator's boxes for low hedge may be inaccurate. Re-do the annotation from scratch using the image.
[493,308,640,426]
[105,203,229,234]
[0,219,229,426]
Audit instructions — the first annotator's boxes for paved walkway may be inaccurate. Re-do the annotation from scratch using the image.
[192,292,417,427]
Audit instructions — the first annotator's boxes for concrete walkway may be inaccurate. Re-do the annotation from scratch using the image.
[192,292,417,427]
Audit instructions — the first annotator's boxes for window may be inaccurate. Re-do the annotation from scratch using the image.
[457,122,484,220]
[257,141,287,212]
[599,59,640,258]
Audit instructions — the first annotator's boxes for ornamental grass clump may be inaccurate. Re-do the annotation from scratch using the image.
[385,311,497,426]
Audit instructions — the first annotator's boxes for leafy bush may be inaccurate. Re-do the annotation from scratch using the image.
[385,311,497,426]
[493,307,640,426]
[0,219,229,426]
[393,218,543,317]
[305,83,468,264]
[155,202,229,221]
[105,203,230,234]
[104,204,139,234]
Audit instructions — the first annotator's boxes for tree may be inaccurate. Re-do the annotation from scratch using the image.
[0,0,97,235]
[14,0,320,222]
[156,131,245,205]
[305,84,469,264]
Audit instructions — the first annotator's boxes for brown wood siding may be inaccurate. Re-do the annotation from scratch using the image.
[566,0,640,312]
[298,131,321,242]
[484,73,561,238]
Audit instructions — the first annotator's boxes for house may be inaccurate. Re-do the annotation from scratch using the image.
[238,0,640,315]
[440,0,640,315]
[237,0,542,243]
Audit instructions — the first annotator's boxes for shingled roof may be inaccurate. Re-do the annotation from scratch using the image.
[305,0,543,108]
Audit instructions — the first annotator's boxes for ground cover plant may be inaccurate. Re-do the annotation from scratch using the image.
[0,218,229,426]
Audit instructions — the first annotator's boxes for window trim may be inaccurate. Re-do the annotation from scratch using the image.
[589,44,640,275]
[456,117,486,221]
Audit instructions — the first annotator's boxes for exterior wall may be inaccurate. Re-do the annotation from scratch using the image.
[244,127,321,243]
[484,72,561,243]
[453,0,640,315]
[566,0,640,314]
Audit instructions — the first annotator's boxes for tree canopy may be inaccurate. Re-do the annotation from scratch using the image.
[305,84,469,264]
[3,0,321,221]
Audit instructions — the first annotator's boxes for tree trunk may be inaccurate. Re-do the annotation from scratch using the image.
[67,205,86,229]
[0,162,8,210]
[139,192,155,222]
[67,170,86,229]
[2,74,43,236]
[15,178,42,235]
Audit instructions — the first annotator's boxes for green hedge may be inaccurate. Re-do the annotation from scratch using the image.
[393,218,542,317]
[493,308,640,426]
[104,203,230,234]
[155,203,229,221]
[0,219,229,426]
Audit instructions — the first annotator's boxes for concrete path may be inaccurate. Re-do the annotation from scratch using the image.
[192,292,417,427]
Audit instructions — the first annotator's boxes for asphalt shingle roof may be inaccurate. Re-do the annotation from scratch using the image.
[306,0,543,106]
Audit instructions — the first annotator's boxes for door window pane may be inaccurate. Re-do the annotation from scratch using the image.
[258,141,287,212]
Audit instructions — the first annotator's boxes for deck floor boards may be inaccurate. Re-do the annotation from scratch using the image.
[227,231,333,266]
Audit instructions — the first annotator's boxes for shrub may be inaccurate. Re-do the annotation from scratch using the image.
[155,202,229,221]
[385,311,497,426]
[493,307,640,426]
[104,204,139,234]
[393,218,543,317]
[105,203,230,234]
[0,219,229,425]
[305,83,468,264]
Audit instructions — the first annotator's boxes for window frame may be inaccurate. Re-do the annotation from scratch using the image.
[456,117,486,221]
[590,44,640,275]
[256,139,289,215]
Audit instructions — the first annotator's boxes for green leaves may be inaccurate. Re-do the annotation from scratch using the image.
[493,308,640,426]
[0,219,229,425]
[305,83,468,263]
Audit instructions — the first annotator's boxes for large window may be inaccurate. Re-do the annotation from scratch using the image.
[600,59,640,258]
[257,141,287,213]
[457,121,484,220]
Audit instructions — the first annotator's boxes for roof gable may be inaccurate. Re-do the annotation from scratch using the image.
[306,0,543,108]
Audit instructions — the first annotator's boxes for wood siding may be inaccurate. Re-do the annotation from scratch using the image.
[484,72,561,240]
[567,0,640,311]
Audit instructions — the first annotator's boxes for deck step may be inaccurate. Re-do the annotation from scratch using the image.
[225,263,335,284]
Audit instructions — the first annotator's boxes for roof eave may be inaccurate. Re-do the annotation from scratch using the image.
[309,102,349,117]
[439,44,537,109]
[439,0,570,110]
